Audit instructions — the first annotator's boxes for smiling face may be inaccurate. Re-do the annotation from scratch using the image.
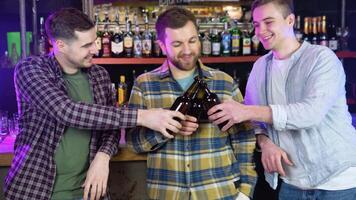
[55,27,98,73]
[252,2,295,52]
[159,21,201,72]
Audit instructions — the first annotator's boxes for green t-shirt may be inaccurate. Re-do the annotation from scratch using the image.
[52,70,93,200]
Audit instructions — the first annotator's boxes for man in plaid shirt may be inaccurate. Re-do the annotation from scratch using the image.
[4,8,185,200]
[126,7,257,200]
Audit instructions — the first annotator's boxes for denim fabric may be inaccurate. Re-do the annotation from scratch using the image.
[279,182,356,200]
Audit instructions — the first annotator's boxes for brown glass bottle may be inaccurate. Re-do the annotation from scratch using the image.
[200,82,228,130]
[170,76,202,117]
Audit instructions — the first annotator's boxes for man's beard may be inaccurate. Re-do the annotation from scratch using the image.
[168,53,199,71]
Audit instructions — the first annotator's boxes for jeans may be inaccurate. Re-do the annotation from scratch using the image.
[279,182,356,200]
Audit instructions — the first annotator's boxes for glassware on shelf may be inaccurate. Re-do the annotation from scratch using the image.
[0,111,9,143]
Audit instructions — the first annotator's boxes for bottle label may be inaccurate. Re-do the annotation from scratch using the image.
[222,35,231,54]
[142,39,152,55]
[329,40,338,51]
[242,38,251,55]
[202,40,211,55]
[212,42,220,55]
[124,37,133,48]
[95,37,102,50]
[133,40,142,56]
[111,41,123,54]
[231,35,240,53]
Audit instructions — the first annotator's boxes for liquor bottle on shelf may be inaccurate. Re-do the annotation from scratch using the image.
[133,14,142,58]
[111,83,117,103]
[294,15,303,42]
[152,31,162,57]
[111,26,124,57]
[221,22,231,56]
[10,43,19,66]
[319,15,328,47]
[201,31,212,56]
[123,20,134,57]
[311,17,318,45]
[101,24,112,58]
[38,17,47,56]
[211,29,221,56]
[328,23,339,51]
[251,33,260,55]
[94,12,103,58]
[303,17,311,43]
[242,30,251,55]
[117,75,127,106]
[142,14,152,57]
[231,22,241,56]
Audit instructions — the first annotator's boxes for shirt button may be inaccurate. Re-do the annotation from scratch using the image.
[186,163,190,168]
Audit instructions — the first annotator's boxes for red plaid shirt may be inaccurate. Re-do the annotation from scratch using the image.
[4,53,137,200]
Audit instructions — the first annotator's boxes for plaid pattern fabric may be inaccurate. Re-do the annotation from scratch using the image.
[126,60,257,200]
[4,54,137,200]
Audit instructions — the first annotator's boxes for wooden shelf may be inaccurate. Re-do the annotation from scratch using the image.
[93,55,260,65]
[336,51,356,59]
[93,51,356,65]
[347,98,356,105]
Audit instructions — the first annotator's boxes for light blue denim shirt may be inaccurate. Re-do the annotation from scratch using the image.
[245,41,356,189]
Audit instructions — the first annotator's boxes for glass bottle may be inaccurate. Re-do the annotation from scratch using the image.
[201,31,212,56]
[211,29,221,56]
[123,20,134,57]
[111,26,124,57]
[319,16,328,47]
[221,22,231,56]
[200,82,228,130]
[38,17,47,56]
[117,75,127,106]
[142,14,152,57]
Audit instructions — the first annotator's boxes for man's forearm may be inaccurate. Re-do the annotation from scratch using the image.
[245,105,273,124]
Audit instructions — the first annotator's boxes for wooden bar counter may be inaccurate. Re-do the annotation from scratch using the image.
[0,136,147,167]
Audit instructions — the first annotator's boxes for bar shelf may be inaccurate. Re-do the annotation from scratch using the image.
[93,51,356,65]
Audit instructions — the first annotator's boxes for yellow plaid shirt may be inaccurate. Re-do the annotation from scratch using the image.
[126,60,257,200]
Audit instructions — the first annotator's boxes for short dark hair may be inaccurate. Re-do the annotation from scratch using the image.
[45,8,94,41]
[251,0,294,18]
[155,7,198,42]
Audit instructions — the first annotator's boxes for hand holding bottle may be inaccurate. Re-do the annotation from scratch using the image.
[137,108,185,138]
[177,115,199,136]
[207,100,250,131]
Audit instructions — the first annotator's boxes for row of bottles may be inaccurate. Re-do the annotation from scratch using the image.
[95,12,162,58]
[200,21,264,56]
[295,15,343,51]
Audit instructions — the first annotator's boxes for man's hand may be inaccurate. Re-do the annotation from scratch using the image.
[137,108,185,139]
[258,135,293,176]
[177,115,199,136]
[83,152,110,200]
[207,100,250,131]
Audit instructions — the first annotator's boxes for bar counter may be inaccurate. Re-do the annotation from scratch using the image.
[0,136,147,167]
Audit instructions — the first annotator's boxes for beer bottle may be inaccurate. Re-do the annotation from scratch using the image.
[200,82,228,130]
[170,76,202,117]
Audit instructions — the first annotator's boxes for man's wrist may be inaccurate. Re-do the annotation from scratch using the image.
[96,152,111,163]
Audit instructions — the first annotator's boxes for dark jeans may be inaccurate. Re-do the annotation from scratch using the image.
[279,181,356,200]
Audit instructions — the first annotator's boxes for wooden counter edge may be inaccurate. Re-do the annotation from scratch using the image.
[0,148,147,167]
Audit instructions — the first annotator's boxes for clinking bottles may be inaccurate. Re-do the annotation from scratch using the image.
[170,76,202,119]
[170,76,228,130]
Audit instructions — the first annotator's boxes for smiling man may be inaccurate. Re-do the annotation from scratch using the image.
[4,8,186,200]
[207,0,356,199]
[126,7,257,200]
